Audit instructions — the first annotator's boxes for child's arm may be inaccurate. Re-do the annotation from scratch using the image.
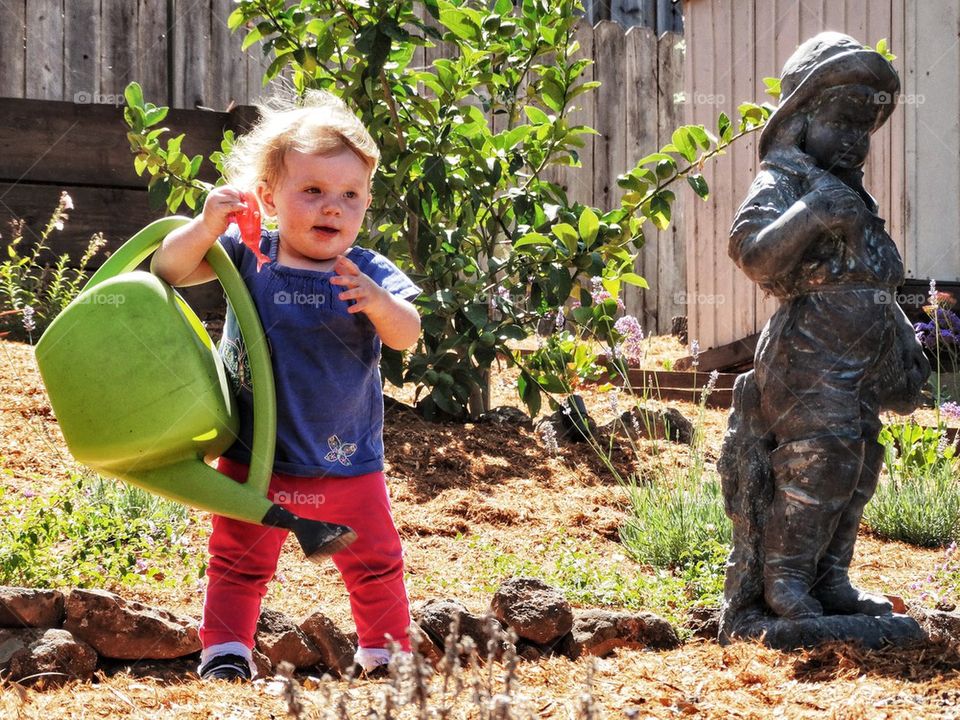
[330,254,421,350]
[151,186,246,286]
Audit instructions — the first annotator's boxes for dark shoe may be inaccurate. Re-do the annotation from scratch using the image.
[199,653,252,682]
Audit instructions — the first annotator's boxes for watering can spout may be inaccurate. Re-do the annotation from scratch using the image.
[121,461,356,560]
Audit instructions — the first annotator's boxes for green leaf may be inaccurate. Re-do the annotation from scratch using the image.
[874,38,896,61]
[517,372,541,417]
[524,106,550,125]
[439,6,480,42]
[143,106,168,126]
[717,112,733,143]
[552,223,579,256]
[123,82,143,109]
[514,232,551,249]
[687,173,709,200]
[671,127,697,163]
[241,26,262,51]
[578,208,599,245]
[620,272,649,289]
[762,76,782,100]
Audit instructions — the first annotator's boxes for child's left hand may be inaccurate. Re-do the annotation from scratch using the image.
[330,254,389,315]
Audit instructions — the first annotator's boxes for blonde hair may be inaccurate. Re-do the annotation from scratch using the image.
[224,90,380,192]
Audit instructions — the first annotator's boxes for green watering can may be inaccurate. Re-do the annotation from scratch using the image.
[35,217,356,560]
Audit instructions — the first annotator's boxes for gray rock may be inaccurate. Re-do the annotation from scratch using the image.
[490,577,573,645]
[535,395,597,444]
[909,607,960,644]
[0,587,65,628]
[685,606,721,641]
[0,628,97,686]
[63,589,199,660]
[610,406,694,444]
[298,611,355,676]
[478,406,532,428]
[256,608,322,669]
[410,621,443,667]
[412,599,507,660]
[561,609,680,659]
[252,647,274,678]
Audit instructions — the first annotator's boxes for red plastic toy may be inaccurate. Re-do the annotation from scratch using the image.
[229,191,269,270]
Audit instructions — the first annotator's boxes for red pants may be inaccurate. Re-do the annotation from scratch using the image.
[200,457,411,651]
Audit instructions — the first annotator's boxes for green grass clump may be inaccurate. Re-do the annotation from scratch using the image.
[0,474,205,588]
[421,533,726,630]
[864,463,960,547]
[619,472,731,568]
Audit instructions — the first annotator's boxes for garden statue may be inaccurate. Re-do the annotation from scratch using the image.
[718,32,931,648]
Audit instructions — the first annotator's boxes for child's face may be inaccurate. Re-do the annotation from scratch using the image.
[258,148,372,269]
[804,86,878,171]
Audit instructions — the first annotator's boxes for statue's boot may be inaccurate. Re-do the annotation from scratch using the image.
[813,439,894,615]
[763,437,864,620]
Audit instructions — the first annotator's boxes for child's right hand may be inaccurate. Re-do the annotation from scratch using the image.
[200,185,249,238]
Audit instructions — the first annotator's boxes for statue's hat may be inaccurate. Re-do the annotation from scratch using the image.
[759,32,900,158]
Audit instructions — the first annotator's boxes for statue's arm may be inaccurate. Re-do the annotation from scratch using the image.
[729,170,859,284]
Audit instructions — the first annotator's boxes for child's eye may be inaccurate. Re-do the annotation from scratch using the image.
[305,187,321,194]
[344,191,357,199]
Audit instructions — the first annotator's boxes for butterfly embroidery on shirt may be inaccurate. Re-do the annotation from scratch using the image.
[325,435,357,466]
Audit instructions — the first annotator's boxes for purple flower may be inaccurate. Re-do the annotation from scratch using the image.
[941,402,960,420]
[613,315,644,363]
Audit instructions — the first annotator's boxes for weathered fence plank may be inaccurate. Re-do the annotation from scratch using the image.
[25,0,63,100]
[210,0,248,110]
[655,32,685,335]
[100,0,138,101]
[64,0,100,104]
[0,0,27,98]
[172,0,212,109]
[138,0,170,103]
[624,25,659,333]
[592,21,627,212]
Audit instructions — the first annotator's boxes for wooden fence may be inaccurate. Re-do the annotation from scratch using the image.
[681,0,956,356]
[0,2,685,332]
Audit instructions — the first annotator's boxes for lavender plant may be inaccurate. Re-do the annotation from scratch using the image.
[864,419,960,548]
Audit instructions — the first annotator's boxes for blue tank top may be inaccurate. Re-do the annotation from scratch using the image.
[217,227,420,477]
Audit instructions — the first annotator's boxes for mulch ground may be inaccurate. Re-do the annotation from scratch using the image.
[1,337,959,718]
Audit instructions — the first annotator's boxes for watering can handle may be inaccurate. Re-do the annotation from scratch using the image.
[83,217,276,497]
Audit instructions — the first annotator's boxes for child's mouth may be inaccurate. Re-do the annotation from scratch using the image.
[314,225,338,236]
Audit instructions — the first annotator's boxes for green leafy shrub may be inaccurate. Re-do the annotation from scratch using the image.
[0,192,106,342]
[0,474,205,588]
[123,0,770,419]
[863,421,960,547]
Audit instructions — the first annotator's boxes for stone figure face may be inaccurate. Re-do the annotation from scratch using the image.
[803,84,879,170]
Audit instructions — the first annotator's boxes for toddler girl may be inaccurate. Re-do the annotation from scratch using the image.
[152,91,420,680]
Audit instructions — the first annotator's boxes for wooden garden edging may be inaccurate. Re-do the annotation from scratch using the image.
[614,368,737,408]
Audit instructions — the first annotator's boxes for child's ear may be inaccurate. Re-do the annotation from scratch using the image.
[256,181,277,216]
